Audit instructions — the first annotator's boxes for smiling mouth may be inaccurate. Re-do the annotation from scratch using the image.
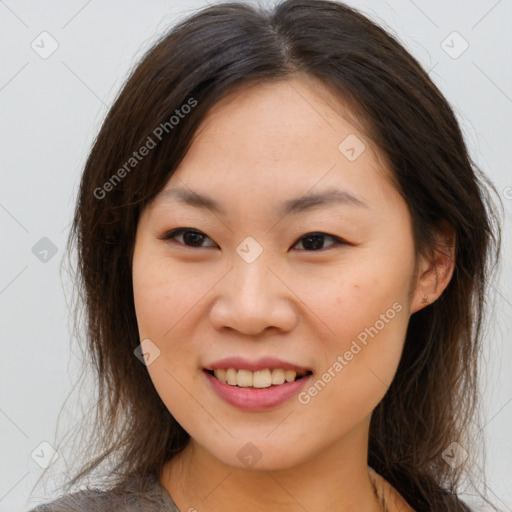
[205,368,313,388]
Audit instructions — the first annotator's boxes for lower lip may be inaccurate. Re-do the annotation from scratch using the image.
[204,370,312,411]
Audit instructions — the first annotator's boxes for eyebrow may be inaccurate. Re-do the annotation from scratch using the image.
[155,186,368,216]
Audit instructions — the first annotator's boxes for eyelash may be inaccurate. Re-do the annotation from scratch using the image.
[162,228,348,252]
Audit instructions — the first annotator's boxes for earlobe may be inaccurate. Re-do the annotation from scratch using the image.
[411,229,456,314]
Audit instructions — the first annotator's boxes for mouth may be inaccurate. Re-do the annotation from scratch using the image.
[204,368,313,388]
[203,357,314,410]
[203,366,314,411]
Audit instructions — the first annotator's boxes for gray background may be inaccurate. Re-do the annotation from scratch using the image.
[1,0,511,511]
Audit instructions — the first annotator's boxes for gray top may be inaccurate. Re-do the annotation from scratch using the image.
[27,472,179,512]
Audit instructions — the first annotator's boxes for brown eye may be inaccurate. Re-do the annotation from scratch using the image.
[163,228,216,248]
[292,232,345,251]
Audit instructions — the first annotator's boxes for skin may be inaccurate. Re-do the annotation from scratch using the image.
[132,74,454,512]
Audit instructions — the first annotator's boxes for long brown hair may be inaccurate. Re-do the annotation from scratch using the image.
[43,1,503,510]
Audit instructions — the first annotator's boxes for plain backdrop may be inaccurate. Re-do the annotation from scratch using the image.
[1,1,511,511]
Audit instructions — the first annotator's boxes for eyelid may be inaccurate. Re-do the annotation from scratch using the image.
[293,232,347,250]
[162,228,217,247]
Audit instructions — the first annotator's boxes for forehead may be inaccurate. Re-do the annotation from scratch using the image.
[150,76,401,220]
[195,75,368,154]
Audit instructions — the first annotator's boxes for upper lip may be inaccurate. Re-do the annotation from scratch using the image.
[204,356,312,373]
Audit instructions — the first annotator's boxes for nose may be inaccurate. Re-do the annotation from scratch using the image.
[209,254,298,336]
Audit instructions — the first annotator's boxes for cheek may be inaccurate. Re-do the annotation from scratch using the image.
[132,253,205,340]
[132,256,205,428]
[299,256,411,411]
[298,310,408,437]
[306,262,409,347]
[132,252,214,385]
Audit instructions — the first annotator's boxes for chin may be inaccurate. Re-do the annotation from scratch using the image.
[204,439,311,472]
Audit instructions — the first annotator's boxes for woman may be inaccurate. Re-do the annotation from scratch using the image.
[28,1,502,511]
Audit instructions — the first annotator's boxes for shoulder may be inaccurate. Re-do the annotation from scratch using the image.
[27,472,179,512]
[27,487,116,512]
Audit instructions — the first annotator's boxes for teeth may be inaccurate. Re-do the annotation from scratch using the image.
[271,369,285,385]
[212,368,307,387]
[214,368,227,383]
[285,370,297,383]
[253,369,271,388]
[237,369,253,387]
[226,368,237,385]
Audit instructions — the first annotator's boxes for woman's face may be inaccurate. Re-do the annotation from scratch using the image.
[132,75,427,470]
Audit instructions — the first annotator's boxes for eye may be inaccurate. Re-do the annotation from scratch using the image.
[292,232,345,251]
[162,228,217,248]
[162,228,346,251]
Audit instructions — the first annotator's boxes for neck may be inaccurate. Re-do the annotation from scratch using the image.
[160,417,382,512]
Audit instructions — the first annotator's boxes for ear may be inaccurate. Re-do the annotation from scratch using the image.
[410,225,456,314]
